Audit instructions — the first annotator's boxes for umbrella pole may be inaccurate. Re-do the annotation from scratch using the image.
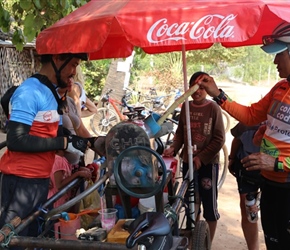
[181,45,195,229]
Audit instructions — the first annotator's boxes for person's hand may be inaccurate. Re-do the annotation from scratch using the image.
[87,137,97,148]
[193,156,202,170]
[66,135,89,156]
[77,167,92,180]
[163,147,175,157]
[241,152,275,171]
[94,136,106,156]
[195,74,220,97]
[88,136,106,156]
[86,162,99,182]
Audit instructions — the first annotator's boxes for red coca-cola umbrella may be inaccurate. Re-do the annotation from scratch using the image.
[36,0,290,228]
[36,0,290,60]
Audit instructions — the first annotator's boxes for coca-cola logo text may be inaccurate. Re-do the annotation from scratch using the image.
[147,14,236,43]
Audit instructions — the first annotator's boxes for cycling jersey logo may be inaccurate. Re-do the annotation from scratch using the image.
[272,101,290,123]
[260,137,279,157]
[43,111,52,121]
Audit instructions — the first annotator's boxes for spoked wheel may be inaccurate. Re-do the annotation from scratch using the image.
[217,144,228,190]
[191,220,211,250]
[90,107,120,136]
[141,100,165,113]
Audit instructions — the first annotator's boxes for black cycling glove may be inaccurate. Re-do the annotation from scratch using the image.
[66,135,88,156]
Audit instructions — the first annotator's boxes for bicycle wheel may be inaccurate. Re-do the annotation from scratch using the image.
[217,144,228,190]
[141,100,165,113]
[222,110,231,133]
[140,100,154,112]
[191,220,211,250]
[90,107,120,136]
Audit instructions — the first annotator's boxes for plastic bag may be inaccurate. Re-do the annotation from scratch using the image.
[79,180,101,229]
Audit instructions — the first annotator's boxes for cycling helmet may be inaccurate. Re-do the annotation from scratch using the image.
[42,53,88,88]
[261,22,290,54]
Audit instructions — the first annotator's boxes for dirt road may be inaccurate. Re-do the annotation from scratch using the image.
[213,171,266,250]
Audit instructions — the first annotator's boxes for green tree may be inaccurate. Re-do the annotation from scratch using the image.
[81,60,111,100]
[0,0,88,50]
[130,44,274,95]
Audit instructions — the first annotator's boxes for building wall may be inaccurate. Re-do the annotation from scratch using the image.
[0,43,41,128]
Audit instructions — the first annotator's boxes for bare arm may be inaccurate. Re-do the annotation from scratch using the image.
[85,98,98,113]
[54,167,91,190]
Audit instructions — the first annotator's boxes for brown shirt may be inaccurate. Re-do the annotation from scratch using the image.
[172,99,225,165]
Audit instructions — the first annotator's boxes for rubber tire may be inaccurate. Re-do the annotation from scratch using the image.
[191,220,211,250]
[141,100,154,112]
[90,107,120,136]
[217,144,228,190]
[222,110,231,133]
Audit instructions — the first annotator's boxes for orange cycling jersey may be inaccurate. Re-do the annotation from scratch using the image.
[221,79,290,183]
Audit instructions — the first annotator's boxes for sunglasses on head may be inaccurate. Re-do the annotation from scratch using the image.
[262,35,286,46]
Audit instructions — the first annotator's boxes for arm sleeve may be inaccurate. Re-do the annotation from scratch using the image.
[7,121,65,152]
[221,87,273,126]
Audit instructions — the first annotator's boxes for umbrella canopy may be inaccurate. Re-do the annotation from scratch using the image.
[36,0,290,60]
[35,0,290,227]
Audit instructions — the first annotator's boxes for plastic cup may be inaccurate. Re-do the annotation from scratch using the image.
[99,208,118,231]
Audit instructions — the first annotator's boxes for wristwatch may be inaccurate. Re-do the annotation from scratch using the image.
[213,89,227,105]
[274,157,284,172]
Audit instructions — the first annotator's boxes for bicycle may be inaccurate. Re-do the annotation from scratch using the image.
[90,89,137,136]
[141,91,176,114]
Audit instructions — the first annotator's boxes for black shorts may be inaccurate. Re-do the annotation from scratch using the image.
[0,174,50,239]
[260,179,290,249]
[183,162,219,222]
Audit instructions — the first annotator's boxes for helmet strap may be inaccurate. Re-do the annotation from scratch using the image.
[51,56,73,88]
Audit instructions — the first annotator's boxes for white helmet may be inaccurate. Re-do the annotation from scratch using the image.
[261,22,290,54]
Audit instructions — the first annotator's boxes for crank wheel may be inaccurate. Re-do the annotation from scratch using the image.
[191,220,211,250]
[113,146,167,198]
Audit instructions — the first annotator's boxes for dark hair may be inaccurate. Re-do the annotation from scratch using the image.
[189,71,209,87]
[40,53,88,64]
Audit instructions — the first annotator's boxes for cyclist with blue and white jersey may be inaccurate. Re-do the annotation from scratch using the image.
[0,53,90,248]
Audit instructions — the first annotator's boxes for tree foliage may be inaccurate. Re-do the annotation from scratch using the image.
[0,0,88,50]
[0,1,276,98]
[130,44,275,95]
[81,60,111,100]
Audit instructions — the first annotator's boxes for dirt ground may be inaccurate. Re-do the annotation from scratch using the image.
[212,170,266,250]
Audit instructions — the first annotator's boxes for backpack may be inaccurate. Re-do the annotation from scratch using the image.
[0,74,66,119]
[1,85,18,118]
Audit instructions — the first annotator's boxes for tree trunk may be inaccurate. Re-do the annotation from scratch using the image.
[97,58,127,111]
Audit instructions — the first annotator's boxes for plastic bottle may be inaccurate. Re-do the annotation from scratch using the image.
[245,193,258,223]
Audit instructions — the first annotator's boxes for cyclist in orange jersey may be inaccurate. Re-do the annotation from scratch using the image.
[198,22,290,250]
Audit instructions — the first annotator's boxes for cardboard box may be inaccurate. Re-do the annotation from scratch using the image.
[107,219,133,244]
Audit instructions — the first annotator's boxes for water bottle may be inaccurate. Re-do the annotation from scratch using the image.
[245,193,258,223]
